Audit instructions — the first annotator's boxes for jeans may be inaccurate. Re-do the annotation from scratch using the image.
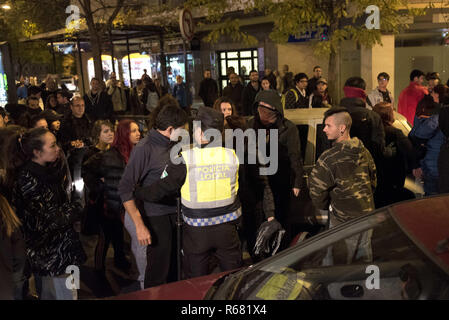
[322,214,373,266]
[424,174,439,196]
[40,276,77,300]
[124,212,147,290]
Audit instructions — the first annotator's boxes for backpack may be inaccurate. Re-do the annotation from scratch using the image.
[281,88,299,110]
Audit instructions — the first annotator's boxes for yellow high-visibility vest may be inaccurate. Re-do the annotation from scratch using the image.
[181,146,239,209]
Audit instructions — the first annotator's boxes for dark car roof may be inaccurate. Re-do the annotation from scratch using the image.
[389,194,449,274]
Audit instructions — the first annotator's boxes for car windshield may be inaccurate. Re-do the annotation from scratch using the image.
[212,209,449,300]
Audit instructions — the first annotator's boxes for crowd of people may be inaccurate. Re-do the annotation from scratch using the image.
[1,64,449,301]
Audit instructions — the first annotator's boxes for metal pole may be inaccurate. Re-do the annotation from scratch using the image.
[50,40,57,74]
[176,197,182,281]
[183,40,188,91]
[77,38,86,95]
[126,34,132,86]
[110,31,115,74]
[159,32,168,89]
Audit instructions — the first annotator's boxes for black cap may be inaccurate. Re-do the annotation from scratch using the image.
[195,106,224,132]
[41,109,63,123]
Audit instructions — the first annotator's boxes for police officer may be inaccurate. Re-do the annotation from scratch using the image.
[135,107,242,278]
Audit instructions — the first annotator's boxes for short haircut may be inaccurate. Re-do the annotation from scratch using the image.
[28,86,41,96]
[426,72,440,81]
[56,90,71,100]
[344,77,366,90]
[27,96,39,105]
[377,72,390,80]
[324,107,352,130]
[204,69,211,72]
[155,104,188,131]
[136,79,143,86]
[249,70,258,75]
[410,69,425,82]
[0,107,6,118]
[294,73,308,83]
[30,114,48,128]
[313,66,321,71]
[373,102,394,126]
[91,77,100,83]
[70,96,84,106]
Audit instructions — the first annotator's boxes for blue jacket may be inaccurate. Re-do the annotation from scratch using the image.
[173,83,191,109]
[410,114,445,177]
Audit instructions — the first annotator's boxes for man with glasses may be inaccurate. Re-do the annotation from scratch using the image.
[367,72,394,109]
[284,73,309,109]
[58,96,92,198]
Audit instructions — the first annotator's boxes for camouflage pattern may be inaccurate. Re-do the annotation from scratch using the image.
[309,137,377,223]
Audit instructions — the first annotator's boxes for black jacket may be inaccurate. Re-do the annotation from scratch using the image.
[339,97,388,161]
[83,90,113,121]
[0,224,25,300]
[223,83,244,115]
[382,126,416,189]
[12,161,86,277]
[118,129,177,217]
[82,147,126,218]
[306,77,320,96]
[284,87,309,109]
[58,112,92,153]
[134,143,241,221]
[198,78,218,107]
[242,82,261,116]
[247,109,305,190]
[310,91,332,108]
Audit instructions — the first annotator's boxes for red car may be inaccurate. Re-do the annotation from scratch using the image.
[114,194,449,300]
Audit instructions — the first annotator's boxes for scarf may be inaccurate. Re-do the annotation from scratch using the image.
[343,86,367,101]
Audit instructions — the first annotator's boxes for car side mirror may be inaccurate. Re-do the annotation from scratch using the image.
[340,284,364,298]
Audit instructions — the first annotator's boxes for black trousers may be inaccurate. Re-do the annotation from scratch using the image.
[182,220,242,279]
[144,213,178,288]
[94,214,126,271]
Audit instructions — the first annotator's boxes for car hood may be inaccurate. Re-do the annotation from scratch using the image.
[111,270,234,300]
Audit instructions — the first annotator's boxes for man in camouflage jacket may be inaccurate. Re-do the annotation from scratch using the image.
[309,107,377,226]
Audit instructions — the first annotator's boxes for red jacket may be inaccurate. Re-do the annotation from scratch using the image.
[398,82,428,125]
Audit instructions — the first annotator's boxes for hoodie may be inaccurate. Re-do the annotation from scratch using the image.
[309,137,377,223]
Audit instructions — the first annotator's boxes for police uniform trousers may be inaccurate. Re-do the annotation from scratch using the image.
[182,219,242,278]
